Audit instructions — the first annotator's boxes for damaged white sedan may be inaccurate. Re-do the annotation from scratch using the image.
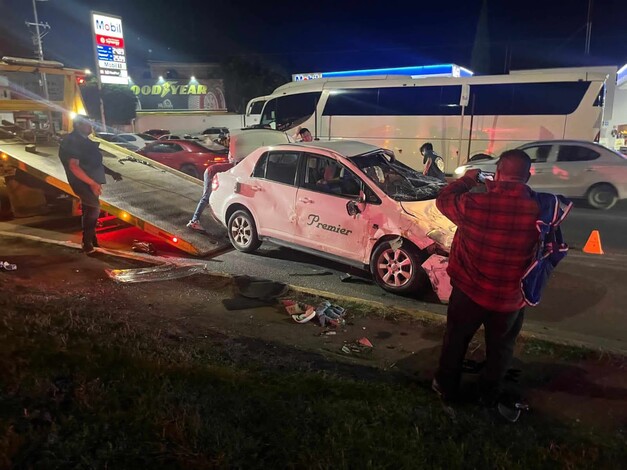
[209,140,456,301]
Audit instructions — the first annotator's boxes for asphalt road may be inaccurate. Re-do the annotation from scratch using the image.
[2,201,626,350]
[561,201,627,253]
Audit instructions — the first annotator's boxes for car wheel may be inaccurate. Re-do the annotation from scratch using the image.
[587,183,618,210]
[227,210,261,253]
[370,239,429,294]
[180,164,199,179]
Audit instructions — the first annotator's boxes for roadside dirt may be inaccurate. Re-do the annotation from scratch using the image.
[1,236,626,432]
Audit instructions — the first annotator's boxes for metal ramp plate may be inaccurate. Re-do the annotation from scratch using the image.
[0,138,230,256]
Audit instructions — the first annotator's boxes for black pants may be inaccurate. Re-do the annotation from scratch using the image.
[81,201,100,247]
[71,182,100,247]
[435,287,525,401]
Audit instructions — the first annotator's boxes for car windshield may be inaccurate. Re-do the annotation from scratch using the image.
[138,133,157,141]
[349,151,445,201]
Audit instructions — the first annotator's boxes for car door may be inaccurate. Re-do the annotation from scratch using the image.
[520,144,556,192]
[144,143,182,167]
[551,144,602,197]
[293,153,371,263]
[245,150,300,241]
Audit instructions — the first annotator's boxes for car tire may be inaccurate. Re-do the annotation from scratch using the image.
[587,183,618,210]
[370,239,429,295]
[180,164,199,179]
[227,209,261,253]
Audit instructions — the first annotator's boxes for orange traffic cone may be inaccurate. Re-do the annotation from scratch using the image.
[583,230,604,255]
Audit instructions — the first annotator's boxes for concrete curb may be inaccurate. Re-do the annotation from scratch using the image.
[2,230,624,356]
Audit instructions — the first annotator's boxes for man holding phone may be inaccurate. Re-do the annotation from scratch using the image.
[432,149,539,407]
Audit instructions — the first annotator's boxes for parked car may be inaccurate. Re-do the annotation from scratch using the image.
[201,127,229,141]
[95,133,141,151]
[116,133,157,149]
[144,129,170,138]
[158,133,196,141]
[454,140,627,210]
[137,140,228,178]
[209,140,455,295]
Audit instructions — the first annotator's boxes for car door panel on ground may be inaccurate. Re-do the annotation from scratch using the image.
[293,153,370,262]
[248,151,300,241]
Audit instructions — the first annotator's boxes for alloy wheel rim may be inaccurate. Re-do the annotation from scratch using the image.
[376,248,413,287]
[231,216,252,247]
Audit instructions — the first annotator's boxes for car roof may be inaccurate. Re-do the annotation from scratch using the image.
[288,140,382,157]
[520,140,605,148]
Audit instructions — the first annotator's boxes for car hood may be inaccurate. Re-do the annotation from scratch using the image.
[400,200,457,251]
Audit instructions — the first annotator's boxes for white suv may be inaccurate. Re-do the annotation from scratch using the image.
[209,140,456,296]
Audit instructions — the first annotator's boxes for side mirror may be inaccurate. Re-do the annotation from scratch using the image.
[347,191,366,216]
[346,200,361,216]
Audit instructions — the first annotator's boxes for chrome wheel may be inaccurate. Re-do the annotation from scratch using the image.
[376,247,414,288]
[587,184,618,210]
[231,215,252,248]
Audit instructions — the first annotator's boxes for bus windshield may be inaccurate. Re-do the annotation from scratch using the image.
[350,151,445,201]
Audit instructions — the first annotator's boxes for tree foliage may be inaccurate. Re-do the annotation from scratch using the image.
[216,57,289,114]
[81,81,137,125]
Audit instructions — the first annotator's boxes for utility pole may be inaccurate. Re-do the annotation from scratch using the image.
[584,0,593,55]
[25,0,54,134]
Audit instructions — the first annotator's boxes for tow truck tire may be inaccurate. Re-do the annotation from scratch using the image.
[227,209,261,253]
[370,240,429,295]
[180,164,199,179]
[587,183,618,210]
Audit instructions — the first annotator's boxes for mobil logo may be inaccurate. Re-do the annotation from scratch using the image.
[93,14,123,38]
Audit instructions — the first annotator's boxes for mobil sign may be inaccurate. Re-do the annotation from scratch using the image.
[91,12,128,85]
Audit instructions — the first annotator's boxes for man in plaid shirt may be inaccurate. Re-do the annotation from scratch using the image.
[433,149,539,405]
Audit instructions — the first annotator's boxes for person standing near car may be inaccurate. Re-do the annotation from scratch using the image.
[432,149,539,407]
[420,142,446,182]
[58,116,122,254]
[294,127,313,142]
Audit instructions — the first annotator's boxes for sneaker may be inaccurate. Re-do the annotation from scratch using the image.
[186,220,204,231]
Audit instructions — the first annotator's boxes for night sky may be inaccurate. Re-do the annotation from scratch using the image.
[0,0,625,76]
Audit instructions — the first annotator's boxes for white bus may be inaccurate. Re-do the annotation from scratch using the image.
[253,69,609,172]
[243,95,268,127]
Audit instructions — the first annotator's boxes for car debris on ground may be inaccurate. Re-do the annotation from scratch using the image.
[1,261,17,271]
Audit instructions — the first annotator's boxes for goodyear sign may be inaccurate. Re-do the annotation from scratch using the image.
[129,79,227,111]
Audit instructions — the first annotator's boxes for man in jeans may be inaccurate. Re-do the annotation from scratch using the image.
[58,116,122,254]
[186,161,233,231]
[433,149,539,405]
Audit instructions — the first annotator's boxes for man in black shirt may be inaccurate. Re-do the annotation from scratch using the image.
[59,116,122,254]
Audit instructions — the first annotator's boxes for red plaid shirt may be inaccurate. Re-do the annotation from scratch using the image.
[436,176,539,312]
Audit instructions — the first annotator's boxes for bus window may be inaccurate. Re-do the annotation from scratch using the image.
[260,98,277,128]
[248,100,265,116]
[471,82,590,116]
[261,93,321,130]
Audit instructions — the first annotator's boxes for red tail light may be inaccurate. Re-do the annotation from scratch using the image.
[211,174,219,191]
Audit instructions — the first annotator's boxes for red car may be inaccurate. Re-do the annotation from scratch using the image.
[137,140,228,178]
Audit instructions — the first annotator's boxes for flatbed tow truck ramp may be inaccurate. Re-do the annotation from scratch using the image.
[0,136,229,256]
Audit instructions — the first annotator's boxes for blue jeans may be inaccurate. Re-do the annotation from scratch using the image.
[191,163,233,222]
